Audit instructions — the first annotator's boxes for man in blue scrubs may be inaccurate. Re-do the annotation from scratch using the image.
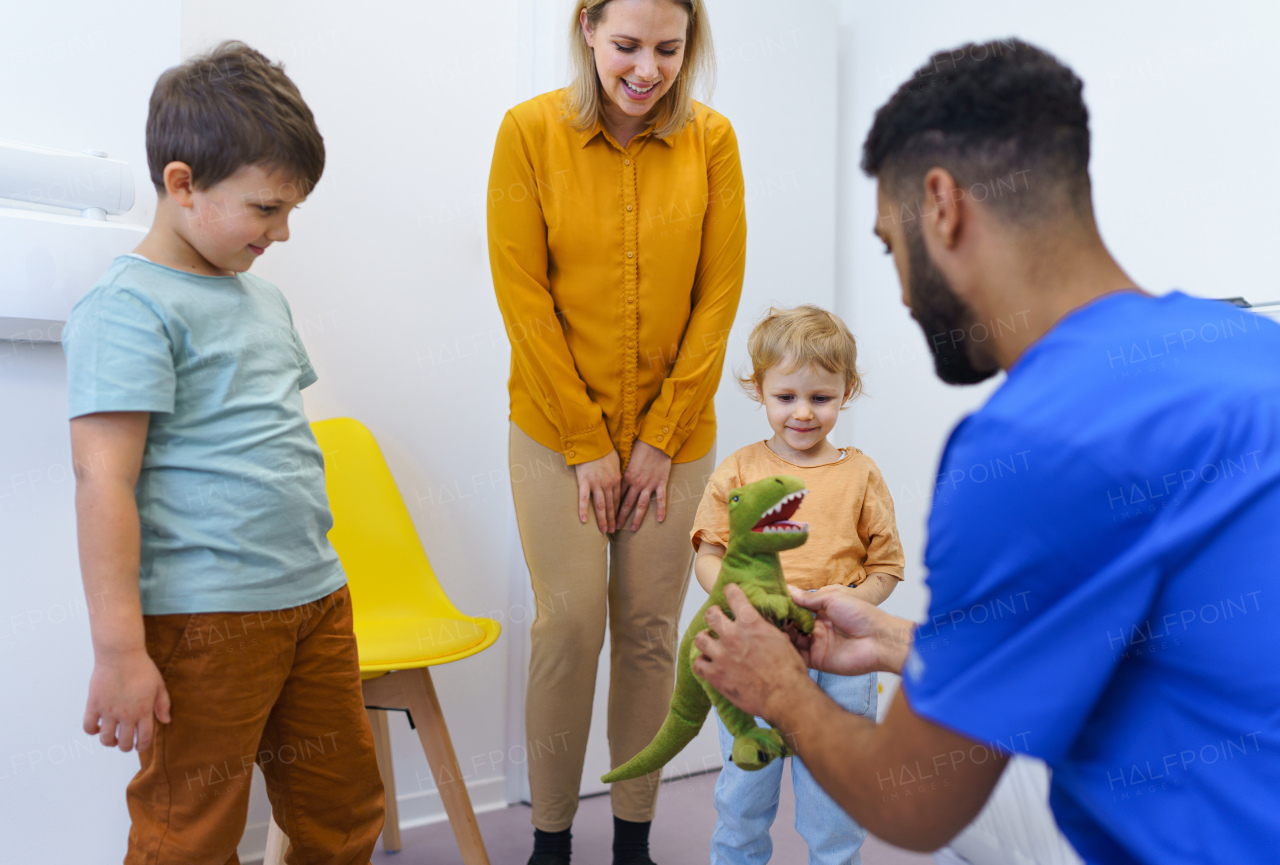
[691,39,1280,864]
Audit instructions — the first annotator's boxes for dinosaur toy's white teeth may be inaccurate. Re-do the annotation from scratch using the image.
[759,489,807,520]
[759,521,808,534]
[753,489,809,531]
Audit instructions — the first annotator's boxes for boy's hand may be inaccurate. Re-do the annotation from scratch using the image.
[617,440,673,531]
[71,411,160,752]
[84,648,171,752]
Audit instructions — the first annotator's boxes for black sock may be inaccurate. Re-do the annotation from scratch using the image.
[533,826,572,858]
[612,815,651,861]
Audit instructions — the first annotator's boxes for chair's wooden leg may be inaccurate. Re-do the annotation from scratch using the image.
[402,667,491,865]
[367,707,402,852]
[263,813,290,865]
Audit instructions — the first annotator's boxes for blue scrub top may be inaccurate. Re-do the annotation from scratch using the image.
[903,291,1280,864]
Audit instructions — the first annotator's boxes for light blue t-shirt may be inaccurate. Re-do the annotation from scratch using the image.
[63,255,345,614]
[904,292,1280,864]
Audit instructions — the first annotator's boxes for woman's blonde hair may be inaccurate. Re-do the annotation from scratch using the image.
[740,305,864,406]
[565,0,715,140]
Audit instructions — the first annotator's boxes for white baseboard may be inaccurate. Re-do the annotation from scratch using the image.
[237,775,509,863]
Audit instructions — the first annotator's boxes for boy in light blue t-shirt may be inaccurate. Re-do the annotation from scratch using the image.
[63,41,383,861]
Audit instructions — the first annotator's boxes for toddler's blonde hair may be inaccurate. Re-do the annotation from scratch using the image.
[740,305,863,406]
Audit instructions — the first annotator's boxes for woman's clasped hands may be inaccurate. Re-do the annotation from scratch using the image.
[574,440,673,533]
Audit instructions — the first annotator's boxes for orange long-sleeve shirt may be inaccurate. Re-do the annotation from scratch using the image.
[487,90,747,467]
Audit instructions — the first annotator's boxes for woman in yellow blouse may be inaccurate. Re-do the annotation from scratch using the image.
[487,1,745,862]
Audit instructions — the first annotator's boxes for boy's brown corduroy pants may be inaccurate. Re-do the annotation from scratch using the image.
[125,585,384,865]
[509,423,715,832]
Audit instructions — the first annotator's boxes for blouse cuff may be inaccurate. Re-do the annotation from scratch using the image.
[560,424,614,466]
[637,411,690,458]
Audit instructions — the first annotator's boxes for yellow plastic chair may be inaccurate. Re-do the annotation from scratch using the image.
[263,417,500,865]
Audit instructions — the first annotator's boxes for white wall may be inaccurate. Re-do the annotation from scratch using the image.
[0,3,180,862]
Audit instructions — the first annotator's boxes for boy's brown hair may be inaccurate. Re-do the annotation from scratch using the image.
[740,305,863,406]
[146,41,324,194]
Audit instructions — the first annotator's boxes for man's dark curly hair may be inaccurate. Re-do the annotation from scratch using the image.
[862,39,1092,222]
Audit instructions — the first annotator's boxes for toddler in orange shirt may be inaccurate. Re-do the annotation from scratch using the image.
[690,304,905,864]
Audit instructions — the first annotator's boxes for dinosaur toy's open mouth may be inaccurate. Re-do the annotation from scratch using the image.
[752,489,809,533]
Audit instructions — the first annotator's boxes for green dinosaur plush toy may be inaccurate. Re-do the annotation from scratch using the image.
[601,475,814,783]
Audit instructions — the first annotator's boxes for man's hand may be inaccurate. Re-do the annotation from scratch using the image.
[84,648,171,752]
[695,587,1005,850]
[788,585,915,676]
[692,583,816,721]
[574,449,622,533]
[617,440,673,531]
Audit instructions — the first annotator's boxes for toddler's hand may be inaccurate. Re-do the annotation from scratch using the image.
[84,649,171,753]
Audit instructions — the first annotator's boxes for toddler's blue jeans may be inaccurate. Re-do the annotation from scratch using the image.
[710,669,878,865]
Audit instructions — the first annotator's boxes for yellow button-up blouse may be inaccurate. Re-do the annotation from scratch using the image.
[487,90,747,466]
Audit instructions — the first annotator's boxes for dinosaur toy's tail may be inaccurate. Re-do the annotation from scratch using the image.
[602,662,711,783]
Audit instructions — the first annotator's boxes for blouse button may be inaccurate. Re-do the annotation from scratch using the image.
[566,450,576,458]
[662,426,669,433]
[626,205,633,212]
[656,435,664,442]
[624,158,631,165]
[626,251,634,258]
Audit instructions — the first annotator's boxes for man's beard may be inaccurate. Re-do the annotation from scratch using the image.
[905,231,1000,386]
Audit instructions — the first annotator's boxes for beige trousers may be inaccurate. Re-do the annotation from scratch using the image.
[509,423,715,831]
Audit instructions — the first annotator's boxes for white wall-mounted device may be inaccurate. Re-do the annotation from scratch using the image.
[0,139,148,343]
[1249,300,1280,323]
[0,139,136,218]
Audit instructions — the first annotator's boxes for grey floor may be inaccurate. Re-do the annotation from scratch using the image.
[371,767,935,865]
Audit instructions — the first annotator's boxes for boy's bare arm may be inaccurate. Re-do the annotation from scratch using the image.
[694,542,726,593]
[71,412,171,753]
[845,572,897,606]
